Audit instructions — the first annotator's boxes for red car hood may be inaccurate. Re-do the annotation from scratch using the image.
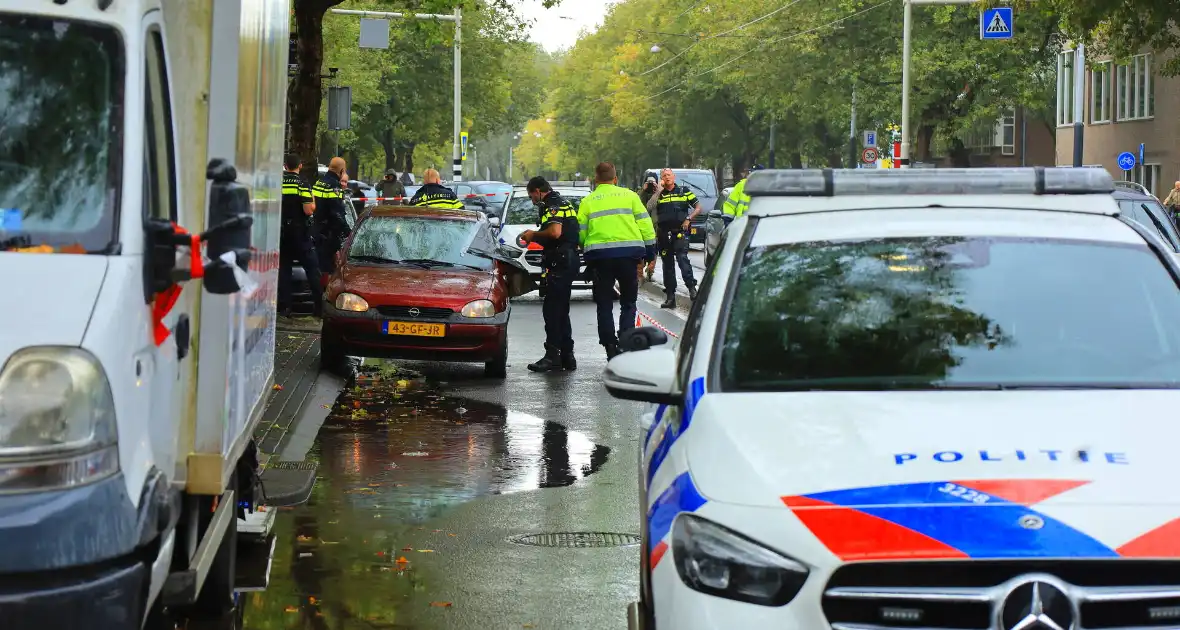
[341,264,494,309]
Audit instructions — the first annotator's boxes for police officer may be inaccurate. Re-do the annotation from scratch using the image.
[312,157,351,278]
[722,164,762,221]
[408,168,464,209]
[653,168,701,308]
[518,176,579,372]
[576,162,657,359]
[278,153,322,317]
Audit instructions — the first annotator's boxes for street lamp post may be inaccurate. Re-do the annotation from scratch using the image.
[330,7,463,181]
[901,0,976,168]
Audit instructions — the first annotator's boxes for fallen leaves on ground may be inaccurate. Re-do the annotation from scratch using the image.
[284,606,298,613]
[273,384,283,391]
[430,602,453,608]
[417,549,434,553]
[448,533,457,537]
[402,545,413,551]
[396,556,409,564]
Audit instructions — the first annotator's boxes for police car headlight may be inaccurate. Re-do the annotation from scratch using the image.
[460,299,495,318]
[0,347,120,493]
[335,292,370,312]
[672,514,808,606]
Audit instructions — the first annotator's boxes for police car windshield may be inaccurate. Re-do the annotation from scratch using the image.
[0,16,122,253]
[719,236,1180,391]
[504,192,585,225]
[347,216,492,270]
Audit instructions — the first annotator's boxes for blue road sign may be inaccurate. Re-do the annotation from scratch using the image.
[981,7,1013,40]
[1118,152,1137,171]
[1139,143,1145,165]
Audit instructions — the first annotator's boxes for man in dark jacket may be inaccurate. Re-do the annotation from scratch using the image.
[518,176,580,372]
[378,169,406,203]
[408,168,464,209]
[312,157,352,278]
[279,153,322,317]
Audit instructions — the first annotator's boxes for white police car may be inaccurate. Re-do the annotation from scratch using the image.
[606,168,1180,629]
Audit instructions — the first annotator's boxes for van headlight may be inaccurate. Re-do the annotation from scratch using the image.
[460,299,495,318]
[0,347,119,493]
[672,514,809,606]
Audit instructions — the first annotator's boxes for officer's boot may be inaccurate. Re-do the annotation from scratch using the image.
[605,343,621,360]
[688,284,699,300]
[660,294,677,309]
[561,347,577,371]
[527,345,562,373]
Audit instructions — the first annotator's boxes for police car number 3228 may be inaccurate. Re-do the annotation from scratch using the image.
[604,168,1180,630]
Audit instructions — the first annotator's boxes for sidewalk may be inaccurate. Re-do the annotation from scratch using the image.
[254,322,344,505]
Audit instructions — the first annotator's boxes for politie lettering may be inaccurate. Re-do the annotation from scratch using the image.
[893,450,1129,465]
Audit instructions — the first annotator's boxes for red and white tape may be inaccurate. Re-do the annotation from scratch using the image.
[635,310,679,339]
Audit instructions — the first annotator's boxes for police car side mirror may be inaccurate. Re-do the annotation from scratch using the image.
[604,347,679,405]
[487,215,501,229]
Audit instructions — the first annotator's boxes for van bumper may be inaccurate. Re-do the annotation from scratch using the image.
[0,561,146,630]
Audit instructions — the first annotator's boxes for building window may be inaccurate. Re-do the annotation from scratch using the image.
[1056,51,1076,126]
[997,108,1016,156]
[1090,62,1111,123]
[1125,163,1162,197]
[1116,54,1153,121]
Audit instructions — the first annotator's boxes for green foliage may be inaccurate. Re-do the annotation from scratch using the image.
[1051,0,1180,75]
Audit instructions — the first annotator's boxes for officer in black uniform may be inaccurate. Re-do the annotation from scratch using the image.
[519,176,580,372]
[653,168,702,308]
[278,153,322,317]
[312,157,352,277]
[408,168,464,209]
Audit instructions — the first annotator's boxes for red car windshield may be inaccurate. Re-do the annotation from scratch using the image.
[347,216,492,269]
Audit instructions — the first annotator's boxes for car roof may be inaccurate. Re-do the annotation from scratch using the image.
[363,206,481,221]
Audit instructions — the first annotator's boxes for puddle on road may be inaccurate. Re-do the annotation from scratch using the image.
[237,363,610,628]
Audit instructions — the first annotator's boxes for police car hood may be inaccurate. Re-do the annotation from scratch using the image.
[686,391,1180,559]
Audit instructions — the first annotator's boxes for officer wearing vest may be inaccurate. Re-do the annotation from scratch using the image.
[653,168,702,308]
[312,157,352,277]
[722,164,762,221]
[577,162,657,359]
[408,168,464,209]
[279,153,322,317]
[518,176,580,372]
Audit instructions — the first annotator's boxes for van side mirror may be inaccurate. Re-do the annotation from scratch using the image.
[202,159,254,294]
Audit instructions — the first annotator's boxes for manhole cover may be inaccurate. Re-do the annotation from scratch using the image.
[507,532,641,548]
[265,461,318,471]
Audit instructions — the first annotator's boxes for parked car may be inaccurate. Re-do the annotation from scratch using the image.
[1113,189,1180,253]
[465,180,514,216]
[319,206,534,377]
[642,168,720,244]
[497,185,592,291]
[347,179,378,215]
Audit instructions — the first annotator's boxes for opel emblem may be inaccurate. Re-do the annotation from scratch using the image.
[998,577,1074,630]
[1019,515,1045,530]
[408,307,420,318]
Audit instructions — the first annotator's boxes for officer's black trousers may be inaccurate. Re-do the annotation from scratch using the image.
[590,257,640,347]
[542,265,575,354]
[278,230,323,314]
[657,225,696,297]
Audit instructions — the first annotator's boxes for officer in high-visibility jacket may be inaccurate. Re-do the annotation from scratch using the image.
[722,164,763,221]
[279,153,322,317]
[408,168,464,209]
[576,162,657,359]
[312,157,352,277]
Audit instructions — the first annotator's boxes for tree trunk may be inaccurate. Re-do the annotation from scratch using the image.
[381,129,396,170]
[948,138,972,168]
[403,142,416,176]
[916,125,935,162]
[289,0,345,168]
[790,151,803,169]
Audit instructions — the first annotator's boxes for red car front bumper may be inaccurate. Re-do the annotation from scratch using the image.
[321,305,509,363]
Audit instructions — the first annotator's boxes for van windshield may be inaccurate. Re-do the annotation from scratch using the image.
[0,16,123,253]
[720,236,1180,391]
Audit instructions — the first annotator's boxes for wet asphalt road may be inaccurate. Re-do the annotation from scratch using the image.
[236,291,686,629]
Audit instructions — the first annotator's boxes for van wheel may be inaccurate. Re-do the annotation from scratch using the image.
[188,481,238,618]
[484,336,508,379]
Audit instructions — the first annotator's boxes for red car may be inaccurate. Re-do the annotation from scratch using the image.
[320,206,533,377]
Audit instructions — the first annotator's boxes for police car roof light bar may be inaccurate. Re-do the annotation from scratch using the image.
[745,167,1115,198]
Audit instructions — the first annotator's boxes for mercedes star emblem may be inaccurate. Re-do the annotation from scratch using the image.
[999,578,1074,630]
[408,307,420,318]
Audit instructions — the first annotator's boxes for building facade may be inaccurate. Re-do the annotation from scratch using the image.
[1055,49,1180,197]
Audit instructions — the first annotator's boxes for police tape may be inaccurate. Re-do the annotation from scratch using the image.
[635,310,679,339]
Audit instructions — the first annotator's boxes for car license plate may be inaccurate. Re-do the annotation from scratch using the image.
[384,321,445,337]
[691,228,697,235]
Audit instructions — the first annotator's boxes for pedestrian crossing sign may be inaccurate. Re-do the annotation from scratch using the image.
[980,7,1013,40]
